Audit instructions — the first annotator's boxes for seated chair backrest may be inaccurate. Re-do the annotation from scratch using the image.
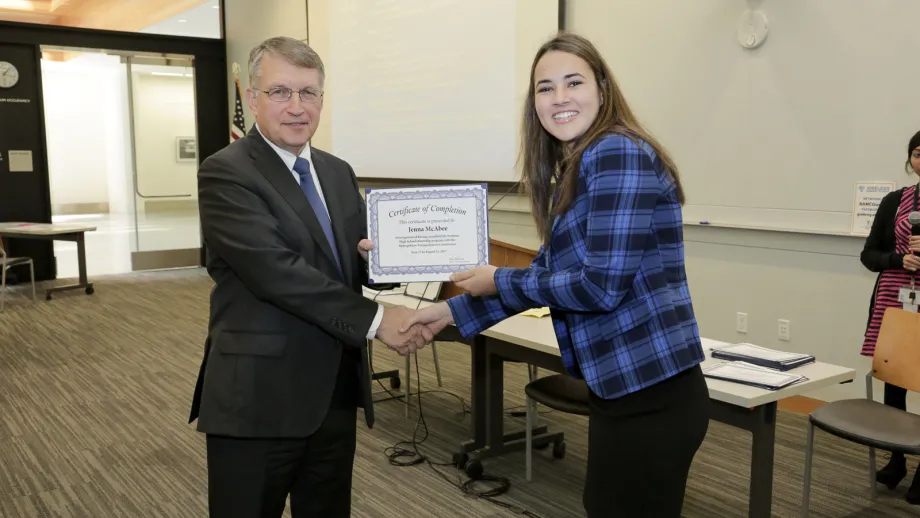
[873,307,920,393]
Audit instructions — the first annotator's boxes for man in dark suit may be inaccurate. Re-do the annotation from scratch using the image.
[188,36,429,518]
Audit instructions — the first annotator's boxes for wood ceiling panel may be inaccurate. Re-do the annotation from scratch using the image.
[31,0,52,9]
[53,0,208,31]
[0,0,208,32]
[0,9,56,24]
[49,0,74,11]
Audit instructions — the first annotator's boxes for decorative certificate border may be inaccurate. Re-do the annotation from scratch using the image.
[366,184,489,283]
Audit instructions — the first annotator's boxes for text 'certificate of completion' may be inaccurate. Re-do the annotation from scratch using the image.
[366,184,490,283]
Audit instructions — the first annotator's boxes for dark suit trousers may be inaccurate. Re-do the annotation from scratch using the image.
[206,349,361,518]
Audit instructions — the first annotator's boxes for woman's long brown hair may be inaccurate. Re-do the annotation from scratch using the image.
[520,32,684,243]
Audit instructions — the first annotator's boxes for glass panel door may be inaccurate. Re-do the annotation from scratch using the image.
[123,53,202,271]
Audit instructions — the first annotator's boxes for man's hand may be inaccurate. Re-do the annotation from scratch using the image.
[376,306,432,355]
[400,302,454,338]
[450,265,499,296]
[358,239,374,262]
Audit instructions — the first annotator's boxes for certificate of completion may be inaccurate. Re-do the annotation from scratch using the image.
[366,184,490,283]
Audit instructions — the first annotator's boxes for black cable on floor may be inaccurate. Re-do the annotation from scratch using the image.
[367,284,547,517]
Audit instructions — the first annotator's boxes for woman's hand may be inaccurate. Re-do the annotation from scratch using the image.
[910,236,920,253]
[450,265,499,296]
[400,302,454,338]
[903,254,920,271]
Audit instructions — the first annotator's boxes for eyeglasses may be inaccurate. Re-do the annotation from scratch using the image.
[254,87,323,104]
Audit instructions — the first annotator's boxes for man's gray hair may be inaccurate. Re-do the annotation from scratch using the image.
[248,36,325,87]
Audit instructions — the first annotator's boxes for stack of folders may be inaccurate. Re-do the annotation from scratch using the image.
[711,343,815,371]
[703,361,809,391]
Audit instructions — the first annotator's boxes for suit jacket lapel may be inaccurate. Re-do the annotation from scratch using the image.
[246,130,339,271]
[311,151,355,282]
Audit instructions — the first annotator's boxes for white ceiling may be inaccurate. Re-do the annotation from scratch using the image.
[138,0,222,39]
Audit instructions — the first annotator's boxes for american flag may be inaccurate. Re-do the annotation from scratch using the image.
[231,78,245,141]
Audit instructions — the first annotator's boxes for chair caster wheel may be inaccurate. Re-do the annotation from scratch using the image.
[390,376,401,390]
[464,459,484,480]
[45,294,52,301]
[552,440,566,459]
[85,286,94,295]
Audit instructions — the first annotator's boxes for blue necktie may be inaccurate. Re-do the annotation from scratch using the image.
[293,157,343,277]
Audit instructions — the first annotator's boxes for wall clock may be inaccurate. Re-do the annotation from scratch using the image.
[0,61,20,89]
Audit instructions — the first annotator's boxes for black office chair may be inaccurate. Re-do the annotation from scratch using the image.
[525,373,590,480]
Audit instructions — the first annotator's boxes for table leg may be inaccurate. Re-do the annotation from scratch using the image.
[455,336,559,473]
[45,232,94,299]
[76,233,92,294]
[486,341,506,450]
[749,402,777,518]
[456,335,488,458]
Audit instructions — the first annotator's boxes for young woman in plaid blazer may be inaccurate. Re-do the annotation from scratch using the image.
[404,32,710,517]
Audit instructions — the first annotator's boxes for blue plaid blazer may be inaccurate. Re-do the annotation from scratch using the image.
[447,133,704,400]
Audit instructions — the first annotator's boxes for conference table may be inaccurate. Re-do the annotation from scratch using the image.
[366,287,856,518]
[0,222,97,299]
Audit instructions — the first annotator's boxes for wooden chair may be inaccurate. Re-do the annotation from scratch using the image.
[0,237,37,311]
[801,307,920,516]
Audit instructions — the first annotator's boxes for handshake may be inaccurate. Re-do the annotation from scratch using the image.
[374,302,454,356]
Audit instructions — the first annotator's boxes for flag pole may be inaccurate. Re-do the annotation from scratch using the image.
[230,62,246,142]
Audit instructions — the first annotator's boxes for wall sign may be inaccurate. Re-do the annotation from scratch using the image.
[8,150,33,172]
[851,181,897,235]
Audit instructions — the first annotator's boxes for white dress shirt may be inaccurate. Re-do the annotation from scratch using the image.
[256,125,384,339]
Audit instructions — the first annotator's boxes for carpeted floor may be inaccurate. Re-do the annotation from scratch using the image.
[0,268,918,517]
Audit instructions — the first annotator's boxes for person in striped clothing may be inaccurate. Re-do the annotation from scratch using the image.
[860,129,920,503]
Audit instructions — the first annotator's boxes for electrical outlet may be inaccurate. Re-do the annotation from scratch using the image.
[736,312,748,333]
[778,319,791,341]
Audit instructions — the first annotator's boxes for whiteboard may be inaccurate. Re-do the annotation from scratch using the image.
[327,0,559,183]
[569,0,920,235]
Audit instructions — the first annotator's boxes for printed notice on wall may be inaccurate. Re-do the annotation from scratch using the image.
[8,150,33,172]
[851,181,897,236]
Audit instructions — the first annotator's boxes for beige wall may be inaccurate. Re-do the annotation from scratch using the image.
[566,0,920,234]
[306,0,331,151]
[223,0,308,137]
[133,74,198,201]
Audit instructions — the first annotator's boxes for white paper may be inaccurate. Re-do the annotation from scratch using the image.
[703,362,804,388]
[8,150,33,172]
[714,343,810,362]
[365,184,490,283]
[851,181,896,235]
